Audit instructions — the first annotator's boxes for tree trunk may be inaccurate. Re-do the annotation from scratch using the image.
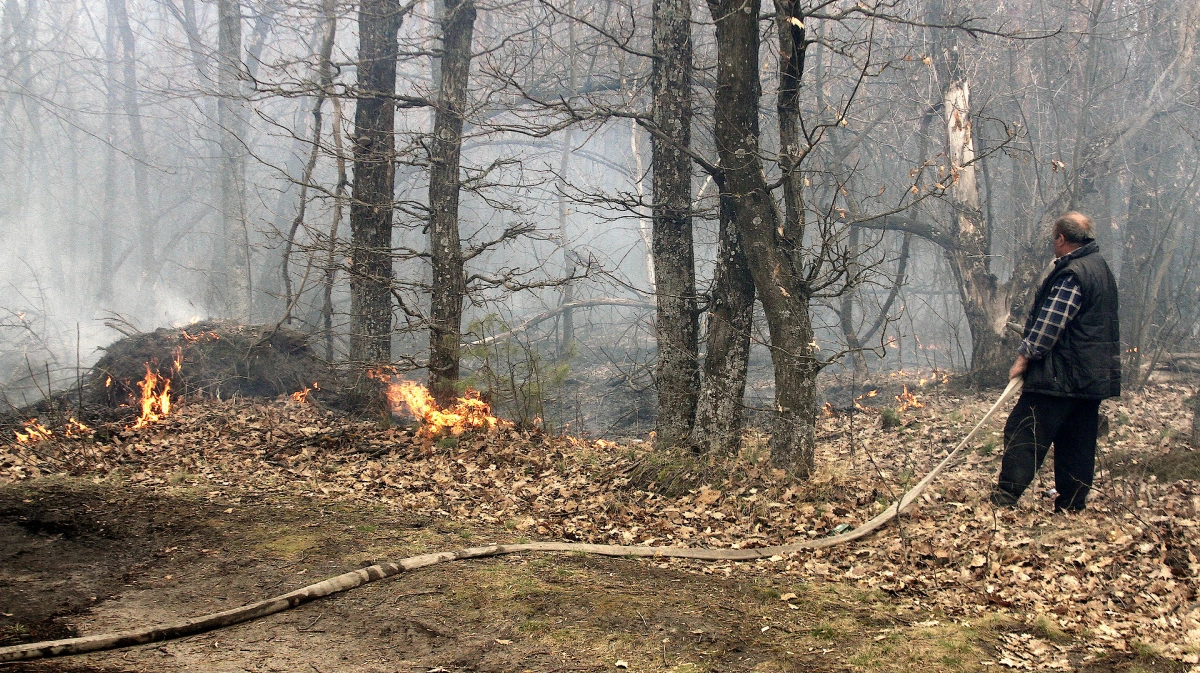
[555,4,579,363]
[556,129,576,361]
[705,0,819,478]
[281,1,339,325]
[694,191,754,455]
[939,78,1013,387]
[1191,387,1200,449]
[630,119,655,291]
[426,0,475,407]
[217,0,251,320]
[97,1,120,301]
[838,222,869,382]
[349,0,403,379]
[324,95,348,362]
[108,0,155,306]
[650,0,698,449]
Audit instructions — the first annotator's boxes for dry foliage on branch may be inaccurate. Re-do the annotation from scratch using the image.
[1,382,1198,667]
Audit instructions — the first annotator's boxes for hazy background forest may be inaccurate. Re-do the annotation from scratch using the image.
[2,0,1198,465]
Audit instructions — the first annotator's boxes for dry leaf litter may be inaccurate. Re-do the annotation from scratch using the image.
[2,382,1198,670]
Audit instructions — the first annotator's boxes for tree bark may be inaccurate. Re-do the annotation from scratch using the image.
[426,0,475,407]
[216,0,252,320]
[107,0,155,305]
[97,1,120,301]
[282,1,338,324]
[556,5,579,362]
[939,79,1015,387]
[838,218,869,382]
[650,0,698,449]
[349,0,403,379]
[921,0,1021,387]
[1192,387,1200,450]
[705,0,819,477]
[324,97,349,362]
[694,191,754,455]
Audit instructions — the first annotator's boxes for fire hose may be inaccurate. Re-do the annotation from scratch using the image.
[0,378,1022,663]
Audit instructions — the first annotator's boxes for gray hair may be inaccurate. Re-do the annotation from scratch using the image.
[1053,211,1095,243]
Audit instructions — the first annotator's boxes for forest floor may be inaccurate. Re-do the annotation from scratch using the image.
[1,379,1199,673]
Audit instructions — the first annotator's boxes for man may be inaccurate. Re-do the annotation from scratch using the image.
[992,211,1121,513]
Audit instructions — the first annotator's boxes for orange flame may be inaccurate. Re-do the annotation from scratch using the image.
[64,418,92,437]
[853,389,878,410]
[895,384,925,412]
[131,364,172,430]
[291,382,321,404]
[180,330,219,342]
[15,420,53,443]
[381,378,509,438]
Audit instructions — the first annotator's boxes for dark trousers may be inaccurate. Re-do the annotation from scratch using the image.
[994,392,1101,511]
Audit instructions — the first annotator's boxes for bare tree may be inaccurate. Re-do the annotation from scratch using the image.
[427,0,476,406]
[693,190,754,454]
[649,0,699,449]
[349,0,408,385]
[216,0,252,320]
[107,0,155,305]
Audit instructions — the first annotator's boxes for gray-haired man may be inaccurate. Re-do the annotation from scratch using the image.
[992,211,1121,512]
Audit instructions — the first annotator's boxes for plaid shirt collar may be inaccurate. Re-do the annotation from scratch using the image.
[1053,240,1098,267]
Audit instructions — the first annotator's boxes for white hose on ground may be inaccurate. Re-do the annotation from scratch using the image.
[0,378,1023,663]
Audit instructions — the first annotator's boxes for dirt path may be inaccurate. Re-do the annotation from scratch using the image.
[1,480,1187,673]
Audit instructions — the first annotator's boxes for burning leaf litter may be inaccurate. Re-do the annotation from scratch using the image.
[130,363,173,430]
[373,371,512,437]
[1,382,1198,668]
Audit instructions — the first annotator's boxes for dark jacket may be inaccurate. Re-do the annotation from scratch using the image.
[1022,241,1121,399]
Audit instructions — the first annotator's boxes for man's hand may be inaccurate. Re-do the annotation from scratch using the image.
[1009,354,1029,380]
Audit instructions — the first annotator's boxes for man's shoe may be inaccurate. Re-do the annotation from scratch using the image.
[990,489,1019,508]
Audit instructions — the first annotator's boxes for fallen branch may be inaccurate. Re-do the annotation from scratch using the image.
[0,379,1022,663]
[466,298,653,347]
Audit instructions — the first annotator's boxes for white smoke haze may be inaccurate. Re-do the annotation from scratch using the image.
[1,0,1197,428]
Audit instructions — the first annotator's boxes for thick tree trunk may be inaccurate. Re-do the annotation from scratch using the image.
[216,0,251,320]
[694,192,754,455]
[651,0,698,449]
[349,0,403,376]
[940,79,1014,387]
[426,0,475,407]
[705,0,819,477]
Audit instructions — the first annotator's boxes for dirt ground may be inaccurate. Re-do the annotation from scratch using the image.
[2,383,1198,673]
[0,480,1186,673]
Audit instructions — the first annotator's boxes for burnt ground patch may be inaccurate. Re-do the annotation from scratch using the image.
[0,478,905,673]
[0,480,218,648]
